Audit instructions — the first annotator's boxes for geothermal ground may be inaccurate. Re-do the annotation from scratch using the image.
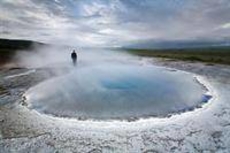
[1,53,230,152]
[24,64,211,120]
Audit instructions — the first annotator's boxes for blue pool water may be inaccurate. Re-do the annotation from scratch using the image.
[25,64,211,120]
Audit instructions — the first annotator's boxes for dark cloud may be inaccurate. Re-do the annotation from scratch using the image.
[0,0,230,46]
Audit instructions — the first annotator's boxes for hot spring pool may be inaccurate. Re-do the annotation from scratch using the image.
[24,64,212,120]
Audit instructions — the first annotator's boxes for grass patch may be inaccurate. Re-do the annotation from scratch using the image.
[0,38,44,66]
[125,47,230,65]
[0,85,9,95]
[0,48,18,65]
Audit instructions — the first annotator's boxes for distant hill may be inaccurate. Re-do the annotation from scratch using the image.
[0,38,45,66]
[125,47,230,65]
[0,38,44,50]
[125,39,230,49]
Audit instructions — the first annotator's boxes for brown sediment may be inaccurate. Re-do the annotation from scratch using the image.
[0,63,22,70]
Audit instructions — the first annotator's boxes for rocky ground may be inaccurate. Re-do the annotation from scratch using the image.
[1,58,230,153]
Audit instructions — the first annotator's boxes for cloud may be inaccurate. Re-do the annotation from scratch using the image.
[220,23,230,29]
[1,0,230,47]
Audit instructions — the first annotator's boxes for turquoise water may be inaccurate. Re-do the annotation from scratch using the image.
[25,64,210,120]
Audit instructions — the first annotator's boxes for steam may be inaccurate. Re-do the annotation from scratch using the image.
[15,44,211,120]
[14,45,72,68]
[25,63,209,120]
[14,45,136,69]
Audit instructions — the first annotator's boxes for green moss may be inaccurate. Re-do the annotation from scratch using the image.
[125,47,230,65]
[0,85,9,95]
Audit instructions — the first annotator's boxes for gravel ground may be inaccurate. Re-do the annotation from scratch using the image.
[1,58,230,153]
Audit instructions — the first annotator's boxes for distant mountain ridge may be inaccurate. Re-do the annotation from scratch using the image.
[125,39,230,49]
[0,38,44,50]
[0,38,45,66]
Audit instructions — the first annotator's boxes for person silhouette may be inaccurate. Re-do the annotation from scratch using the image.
[71,50,77,66]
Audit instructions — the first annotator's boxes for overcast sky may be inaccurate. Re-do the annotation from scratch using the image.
[1,0,230,47]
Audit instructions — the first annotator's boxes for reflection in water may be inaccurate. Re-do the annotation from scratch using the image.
[25,64,211,120]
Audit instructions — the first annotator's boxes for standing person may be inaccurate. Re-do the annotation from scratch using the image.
[71,50,77,66]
